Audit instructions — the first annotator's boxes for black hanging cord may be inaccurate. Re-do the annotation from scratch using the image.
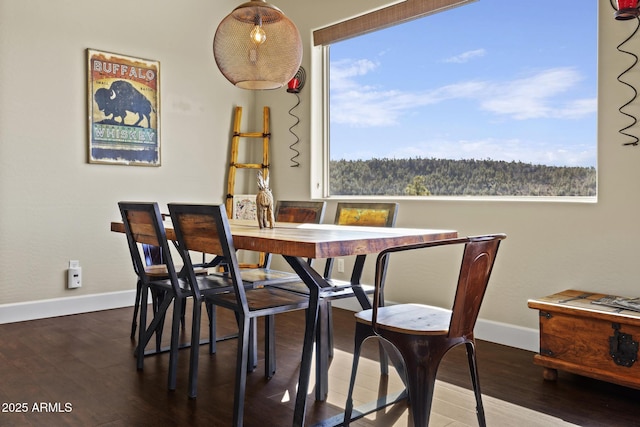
[617,18,640,146]
[286,67,305,167]
[288,93,301,167]
[611,0,640,146]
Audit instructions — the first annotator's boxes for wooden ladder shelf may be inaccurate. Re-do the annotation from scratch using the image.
[225,106,270,219]
[225,106,270,268]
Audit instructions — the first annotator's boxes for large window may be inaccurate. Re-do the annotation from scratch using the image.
[323,1,597,197]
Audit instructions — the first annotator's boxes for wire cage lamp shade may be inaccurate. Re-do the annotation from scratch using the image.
[213,0,303,90]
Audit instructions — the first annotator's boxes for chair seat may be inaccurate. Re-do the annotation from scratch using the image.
[194,274,237,293]
[145,263,235,295]
[207,286,309,314]
[355,303,451,335]
[269,279,374,299]
[145,264,208,277]
[144,264,172,277]
[210,268,301,288]
[148,273,235,295]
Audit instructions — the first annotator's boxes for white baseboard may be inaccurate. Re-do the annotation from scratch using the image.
[331,299,539,352]
[0,291,540,352]
[473,318,539,352]
[0,290,136,324]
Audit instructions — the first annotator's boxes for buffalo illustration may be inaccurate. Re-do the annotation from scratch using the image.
[94,80,154,128]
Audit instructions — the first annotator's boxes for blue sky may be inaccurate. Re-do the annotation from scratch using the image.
[329,1,597,167]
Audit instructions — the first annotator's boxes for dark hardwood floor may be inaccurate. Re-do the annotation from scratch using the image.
[1,303,639,426]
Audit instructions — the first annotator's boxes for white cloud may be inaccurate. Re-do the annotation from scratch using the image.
[330,60,596,127]
[479,68,591,119]
[330,58,378,91]
[443,49,486,63]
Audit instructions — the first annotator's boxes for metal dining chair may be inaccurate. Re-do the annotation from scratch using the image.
[118,202,236,396]
[205,200,325,370]
[167,203,310,427]
[343,234,506,427]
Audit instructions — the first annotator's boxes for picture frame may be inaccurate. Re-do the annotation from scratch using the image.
[87,49,160,166]
[232,195,258,220]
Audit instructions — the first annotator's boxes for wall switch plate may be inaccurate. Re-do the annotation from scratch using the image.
[337,258,345,273]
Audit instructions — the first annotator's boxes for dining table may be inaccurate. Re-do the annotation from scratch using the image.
[111,217,457,426]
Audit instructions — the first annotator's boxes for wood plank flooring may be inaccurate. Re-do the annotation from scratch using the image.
[1,303,639,426]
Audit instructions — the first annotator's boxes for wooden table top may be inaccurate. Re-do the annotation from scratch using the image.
[111,219,458,259]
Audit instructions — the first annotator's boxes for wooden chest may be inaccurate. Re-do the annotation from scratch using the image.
[528,289,640,390]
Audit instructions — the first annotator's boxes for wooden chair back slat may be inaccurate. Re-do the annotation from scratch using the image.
[125,210,161,247]
[448,236,502,337]
[275,201,326,224]
[171,212,225,255]
[334,202,398,228]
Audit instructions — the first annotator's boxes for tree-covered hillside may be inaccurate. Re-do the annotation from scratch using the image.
[330,158,596,197]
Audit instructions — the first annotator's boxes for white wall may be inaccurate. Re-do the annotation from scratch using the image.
[2,0,640,352]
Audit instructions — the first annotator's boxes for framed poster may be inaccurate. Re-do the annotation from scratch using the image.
[87,49,160,166]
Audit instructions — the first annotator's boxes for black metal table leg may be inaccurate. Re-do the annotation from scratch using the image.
[285,256,324,427]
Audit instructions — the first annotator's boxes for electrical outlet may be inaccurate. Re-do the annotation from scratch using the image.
[68,260,82,289]
[337,258,345,273]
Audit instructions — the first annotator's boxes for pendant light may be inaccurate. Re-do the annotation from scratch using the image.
[213,0,303,90]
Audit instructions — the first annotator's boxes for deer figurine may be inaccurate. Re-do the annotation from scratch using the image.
[256,171,274,229]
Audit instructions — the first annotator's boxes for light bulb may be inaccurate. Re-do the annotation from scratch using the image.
[250,24,266,45]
